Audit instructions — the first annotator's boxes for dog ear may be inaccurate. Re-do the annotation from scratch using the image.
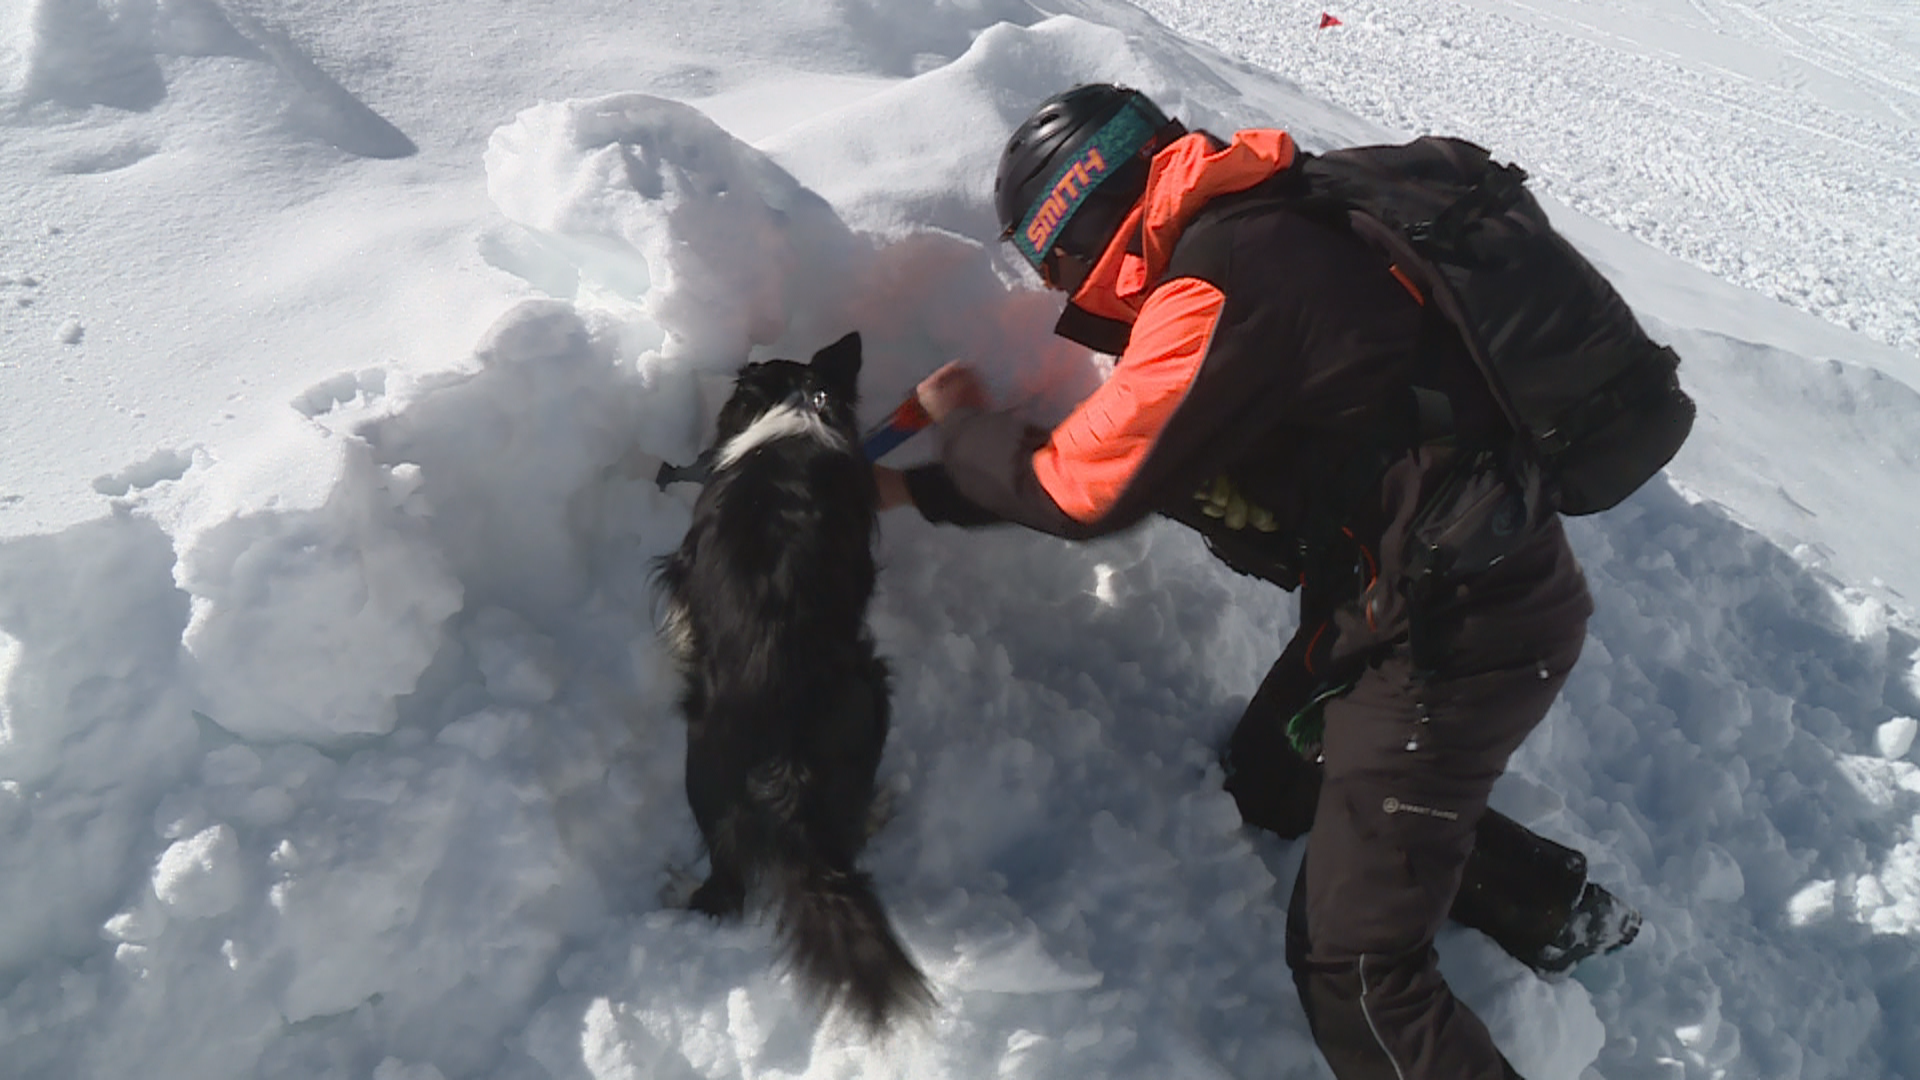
[809,332,862,397]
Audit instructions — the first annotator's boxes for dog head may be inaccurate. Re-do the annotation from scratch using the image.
[655,333,866,489]
[711,331,863,450]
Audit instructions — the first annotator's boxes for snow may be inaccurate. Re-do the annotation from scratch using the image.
[150,822,246,919]
[1880,717,1918,762]
[2,1,1918,1078]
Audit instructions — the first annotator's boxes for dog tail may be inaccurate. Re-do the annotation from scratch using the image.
[768,845,935,1033]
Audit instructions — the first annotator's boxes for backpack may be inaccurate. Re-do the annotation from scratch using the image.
[1286,136,1695,520]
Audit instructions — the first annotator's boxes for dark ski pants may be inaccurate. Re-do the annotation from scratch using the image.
[1226,648,1592,969]
[1270,637,1582,1080]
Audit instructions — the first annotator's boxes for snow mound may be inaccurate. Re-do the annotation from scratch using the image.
[484,93,861,374]
[180,461,463,743]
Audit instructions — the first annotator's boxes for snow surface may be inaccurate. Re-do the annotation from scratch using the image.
[3,1,1919,1078]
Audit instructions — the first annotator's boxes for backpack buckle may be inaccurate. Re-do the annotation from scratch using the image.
[1415,163,1530,251]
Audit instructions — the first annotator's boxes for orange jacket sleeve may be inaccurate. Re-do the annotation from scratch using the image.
[1032,276,1226,523]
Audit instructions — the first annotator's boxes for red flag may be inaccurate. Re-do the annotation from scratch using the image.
[1319,13,1342,28]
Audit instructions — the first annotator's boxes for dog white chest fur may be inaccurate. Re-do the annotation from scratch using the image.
[715,402,847,470]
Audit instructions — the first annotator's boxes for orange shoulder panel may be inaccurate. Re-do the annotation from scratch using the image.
[1032,276,1227,523]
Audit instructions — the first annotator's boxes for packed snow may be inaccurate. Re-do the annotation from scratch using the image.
[2,1,1918,1079]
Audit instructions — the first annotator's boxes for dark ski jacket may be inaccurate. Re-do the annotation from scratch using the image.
[908,129,1591,678]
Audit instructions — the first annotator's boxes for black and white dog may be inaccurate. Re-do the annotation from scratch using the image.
[654,332,931,1032]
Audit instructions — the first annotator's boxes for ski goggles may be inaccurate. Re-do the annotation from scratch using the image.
[1039,245,1096,295]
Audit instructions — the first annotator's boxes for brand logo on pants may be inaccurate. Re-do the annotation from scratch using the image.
[1382,796,1460,821]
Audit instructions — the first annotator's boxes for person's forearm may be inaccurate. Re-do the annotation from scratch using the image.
[936,409,1126,539]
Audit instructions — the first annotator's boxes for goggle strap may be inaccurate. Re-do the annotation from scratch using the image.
[1011,100,1160,270]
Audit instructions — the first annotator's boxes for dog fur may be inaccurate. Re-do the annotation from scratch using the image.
[654,332,932,1032]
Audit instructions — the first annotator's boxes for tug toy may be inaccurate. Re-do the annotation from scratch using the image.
[859,394,932,462]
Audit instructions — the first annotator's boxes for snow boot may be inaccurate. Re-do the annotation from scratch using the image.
[1449,808,1641,975]
[1524,879,1643,975]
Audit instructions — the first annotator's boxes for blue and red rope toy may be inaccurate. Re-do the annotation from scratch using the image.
[858,394,933,461]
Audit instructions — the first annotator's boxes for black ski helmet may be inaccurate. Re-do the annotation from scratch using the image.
[995,84,1183,286]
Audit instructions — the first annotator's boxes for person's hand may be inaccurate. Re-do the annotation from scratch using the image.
[873,465,912,512]
[916,361,990,423]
